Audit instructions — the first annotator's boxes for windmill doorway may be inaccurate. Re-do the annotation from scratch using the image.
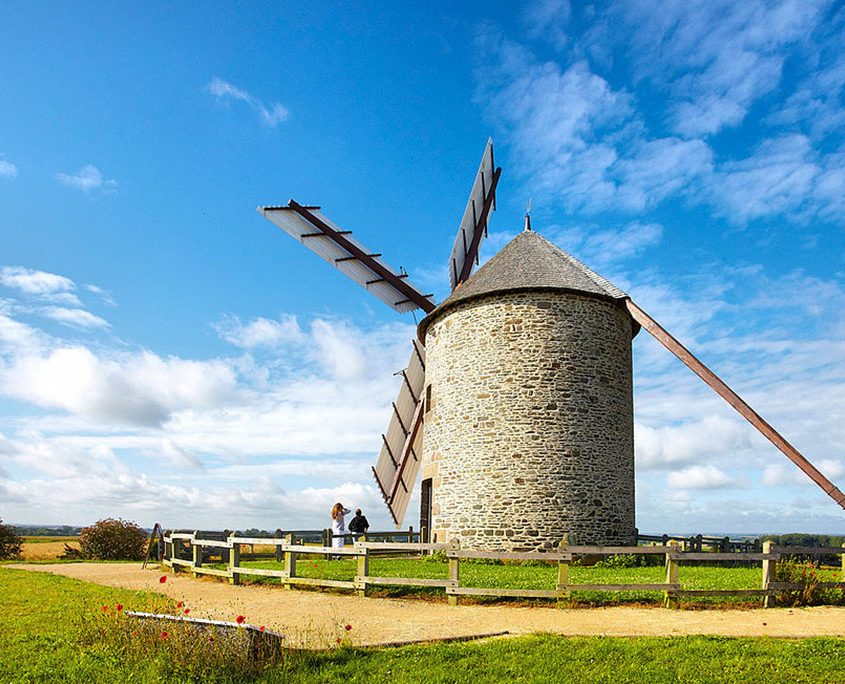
[420,478,432,543]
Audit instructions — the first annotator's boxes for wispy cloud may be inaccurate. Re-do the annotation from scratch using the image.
[214,314,305,349]
[0,266,76,297]
[56,165,117,192]
[41,307,110,329]
[601,0,829,137]
[667,465,736,490]
[205,77,289,127]
[0,159,17,179]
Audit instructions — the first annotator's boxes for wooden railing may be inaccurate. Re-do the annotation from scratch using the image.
[161,533,845,607]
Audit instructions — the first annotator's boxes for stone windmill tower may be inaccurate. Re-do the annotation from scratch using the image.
[258,139,845,551]
[417,227,637,549]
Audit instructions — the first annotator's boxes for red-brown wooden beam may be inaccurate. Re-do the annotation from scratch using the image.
[287,200,436,313]
[456,166,502,286]
[387,397,425,505]
[625,298,845,509]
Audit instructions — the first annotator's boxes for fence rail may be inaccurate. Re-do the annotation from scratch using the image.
[160,531,845,607]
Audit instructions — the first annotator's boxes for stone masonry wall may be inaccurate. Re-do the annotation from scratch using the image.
[420,291,635,551]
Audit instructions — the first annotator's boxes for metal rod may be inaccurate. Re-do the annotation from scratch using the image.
[625,297,845,509]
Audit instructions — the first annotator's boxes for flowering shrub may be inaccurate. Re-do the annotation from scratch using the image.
[78,519,147,560]
[82,602,288,678]
[0,519,22,560]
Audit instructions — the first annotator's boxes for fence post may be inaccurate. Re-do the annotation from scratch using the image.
[323,528,332,560]
[228,533,240,585]
[447,539,461,606]
[355,540,369,598]
[222,529,231,564]
[556,536,570,607]
[283,533,296,590]
[275,529,283,563]
[761,540,777,608]
[664,541,679,608]
[841,543,845,582]
[192,530,202,578]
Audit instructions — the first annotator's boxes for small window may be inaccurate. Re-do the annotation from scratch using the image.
[425,384,433,413]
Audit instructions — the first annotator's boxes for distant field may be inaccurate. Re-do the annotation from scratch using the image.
[20,537,79,561]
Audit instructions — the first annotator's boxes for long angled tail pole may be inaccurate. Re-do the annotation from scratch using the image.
[624,298,845,510]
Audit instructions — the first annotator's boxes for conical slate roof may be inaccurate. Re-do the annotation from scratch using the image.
[419,229,633,337]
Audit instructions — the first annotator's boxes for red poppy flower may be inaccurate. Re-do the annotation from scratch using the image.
[184,608,190,615]
[176,601,183,608]
[160,631,169,640]
[101,605,108,612]
[116,604,123,612]
[159,575,167,584]
[236,615,245,624]
[344,624,352,631]
[259,625,265,632]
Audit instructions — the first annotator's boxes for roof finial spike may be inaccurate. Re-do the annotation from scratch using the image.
[524,198,532,232]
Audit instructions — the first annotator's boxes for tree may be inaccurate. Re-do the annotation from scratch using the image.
[78,518,147,561]
[0,520,23,560]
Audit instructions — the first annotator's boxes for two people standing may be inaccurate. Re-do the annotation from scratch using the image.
[330,503,370,550]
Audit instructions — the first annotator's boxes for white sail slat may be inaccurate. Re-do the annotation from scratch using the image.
[258,204,434,314]
[448,138,498,290]
[372,340,426,526]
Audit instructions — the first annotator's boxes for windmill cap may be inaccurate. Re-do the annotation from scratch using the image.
[418,229,638,340]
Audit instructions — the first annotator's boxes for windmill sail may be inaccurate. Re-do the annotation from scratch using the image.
[259,201,435,314]
[372,339,426,526]
[448,138,502,291]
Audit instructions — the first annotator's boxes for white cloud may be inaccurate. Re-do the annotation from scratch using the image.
[0,160,17,178]
[41,307,110,329]
[205,77,289,127]
[667,465,735,490]
[0,266,76,296]
[549,221,663,268]
[84,284,116,306]
[474,30,713,215]
[215,314,305,349]
[522,0,571,50]
[1,347,236,427]
[56,165,117,192]
[706,135,841,224]
[610,0,828,136]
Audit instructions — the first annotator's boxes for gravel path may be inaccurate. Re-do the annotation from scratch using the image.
[12,563,845,648]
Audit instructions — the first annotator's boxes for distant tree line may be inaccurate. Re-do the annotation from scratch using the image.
[12,524,83,537]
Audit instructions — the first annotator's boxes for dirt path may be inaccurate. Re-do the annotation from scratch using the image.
[11,563,845,648]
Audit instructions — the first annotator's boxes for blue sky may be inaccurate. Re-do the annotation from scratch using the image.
[2,1,844,534]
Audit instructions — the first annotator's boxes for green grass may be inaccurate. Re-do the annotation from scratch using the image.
[227,556,840,606]
[21,535,79,543]
[3,567,845,683]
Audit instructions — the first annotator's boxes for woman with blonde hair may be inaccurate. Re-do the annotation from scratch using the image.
[330,502,351,552]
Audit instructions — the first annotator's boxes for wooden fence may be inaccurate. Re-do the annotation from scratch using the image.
[160,532,845,607]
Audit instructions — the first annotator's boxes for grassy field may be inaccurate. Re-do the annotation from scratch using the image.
[19,536,80,561]
[3,567,845,683]
[225,556,843,607]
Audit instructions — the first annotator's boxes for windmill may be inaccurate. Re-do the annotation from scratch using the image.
[259,139,844,550]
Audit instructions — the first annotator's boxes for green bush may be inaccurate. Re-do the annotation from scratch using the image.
[774,559,845,607]
[78,518,148,561]
[0,519,23,560]
[595,554,647,569]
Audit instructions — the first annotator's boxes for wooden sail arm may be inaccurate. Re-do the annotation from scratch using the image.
[456,166,502,286]
[287,200,436,313]
[624,298,845,510]
[387,397,425,504]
